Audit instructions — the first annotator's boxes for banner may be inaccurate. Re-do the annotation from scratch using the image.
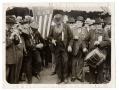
[32,6,53,38]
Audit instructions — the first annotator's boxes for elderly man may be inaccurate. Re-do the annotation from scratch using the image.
[63,15,69,24]
[49,14,73,84]
[23,22,45,84]
[71,16,88,82]
[84,18,110,84]
[6,15,20,84]
[67,17,76,76]
[104,16,111,81]
[15,16,30,83]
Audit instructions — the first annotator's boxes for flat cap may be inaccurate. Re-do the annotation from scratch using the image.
[30,23,39,29]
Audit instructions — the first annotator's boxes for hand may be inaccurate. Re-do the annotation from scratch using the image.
[94,41,100,45]
[83,48,88,52]
[36,43,44,49]
[74,36,79,40]
[10,32,17,39]
[52,39,56,46]
[68,46,72,52]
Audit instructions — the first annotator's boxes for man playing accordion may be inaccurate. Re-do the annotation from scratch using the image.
[84,18,110,84]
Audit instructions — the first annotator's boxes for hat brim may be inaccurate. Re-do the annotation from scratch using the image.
[67,21,75,23]
[31,27,38,31]
[89,23,95,26]
[53,18,62,24]
[6,21,17,24]
[76,20,84,22]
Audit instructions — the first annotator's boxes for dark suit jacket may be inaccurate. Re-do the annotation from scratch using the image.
[84,29,110,55]
[24,30,45,56]
[72,27,88,56]
[48,24,73,51]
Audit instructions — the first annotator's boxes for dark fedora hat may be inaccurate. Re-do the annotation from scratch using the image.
[6,15,17,24]
[76,16,84,22]
[94,18,103,24]
[30,22,39,30]
[67,17,75,23]
[53,14,63,24]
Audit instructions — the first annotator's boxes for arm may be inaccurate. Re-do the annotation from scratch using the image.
[67,25,73,47]
[100,31,110,48]
[24,35,36,50]
[83,31,91,48]
[6,35,20,49]
[39,33,46,47]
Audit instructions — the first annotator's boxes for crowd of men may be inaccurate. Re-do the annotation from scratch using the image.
[6,13,111,84]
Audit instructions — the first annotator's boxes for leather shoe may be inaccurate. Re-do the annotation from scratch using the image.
[71,78,76,82]
[56,79,62,84]
[64,78,68,84]
[50,72,56,76]
[28,80,32,84]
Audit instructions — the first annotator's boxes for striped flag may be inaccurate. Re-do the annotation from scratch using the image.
[32,6,53,39]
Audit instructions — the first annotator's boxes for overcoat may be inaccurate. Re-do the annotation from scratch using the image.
[6,30,20,64]
[48,23,73,50]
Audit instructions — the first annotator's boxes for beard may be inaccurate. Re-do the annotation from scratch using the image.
[54,24,63,34]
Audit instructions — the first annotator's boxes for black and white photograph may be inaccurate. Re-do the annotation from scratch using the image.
[2,2,115,88]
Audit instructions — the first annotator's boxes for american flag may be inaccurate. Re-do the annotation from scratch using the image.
[32,6,53,39]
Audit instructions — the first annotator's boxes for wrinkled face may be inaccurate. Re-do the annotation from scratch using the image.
[96,24,102,30]
[69,23,73,28]
[76,21,83,28]
[85,23,89,28]
[23,23,29,29]
[56,22,62,27]
[71,23,76,29]
[90,25,96,30]
[63,16,68,23]
[105,24,111,31]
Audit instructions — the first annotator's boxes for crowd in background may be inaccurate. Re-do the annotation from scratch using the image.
[6,13,111,84]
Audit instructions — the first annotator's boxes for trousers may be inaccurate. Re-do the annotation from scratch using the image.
[71,49,84,79]
[89,62,104,84]
[51,52,56,72]
[6,64,16,84]
[55,47,69,80]
[25,50,42,81]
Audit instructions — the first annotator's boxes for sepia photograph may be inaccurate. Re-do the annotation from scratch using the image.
[2,2,115,88]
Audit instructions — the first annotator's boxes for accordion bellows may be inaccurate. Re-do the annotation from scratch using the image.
[85,48,106,67]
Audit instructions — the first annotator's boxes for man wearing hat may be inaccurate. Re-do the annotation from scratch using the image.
[89,19,96,31]
[71,16,88,82]
[67,17,76,76]
[84,18,110,84]
[23,22,45,84]
[6,15,20,83]
[104,16,111,81]
[84,18,92,32]
[63,15,69,24]
[67,17,76,31]
[15,16,30,83]
[48,14,73,84]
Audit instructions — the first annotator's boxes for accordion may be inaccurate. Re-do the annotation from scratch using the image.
[84,48,106,67]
